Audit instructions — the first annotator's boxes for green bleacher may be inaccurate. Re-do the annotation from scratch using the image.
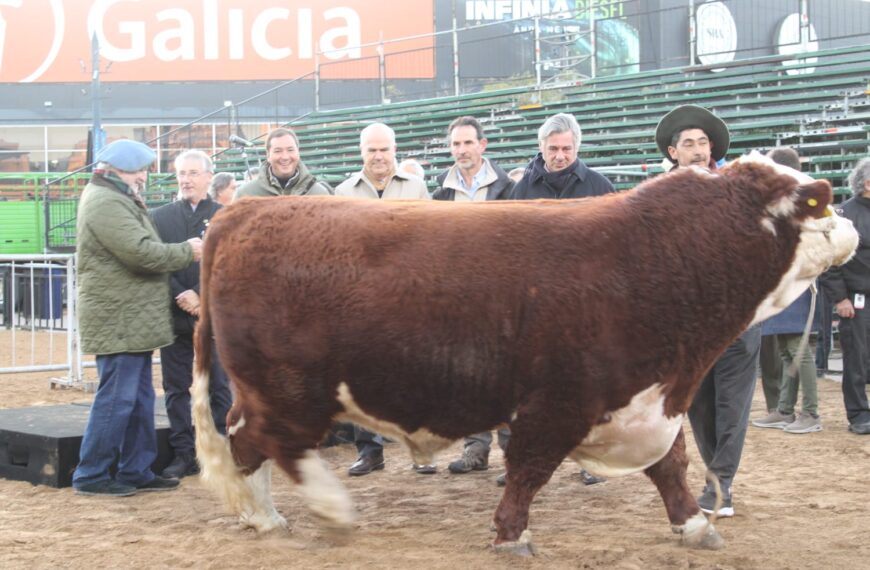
[213,44,869,199]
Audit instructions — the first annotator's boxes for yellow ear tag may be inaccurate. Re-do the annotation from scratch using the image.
[807,198,818,207]
[823,205,834,217]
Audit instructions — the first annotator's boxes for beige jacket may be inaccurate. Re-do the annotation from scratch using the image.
[335,169,430,200]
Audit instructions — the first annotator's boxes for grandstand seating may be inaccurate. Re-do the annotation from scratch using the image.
[214,44,870,197]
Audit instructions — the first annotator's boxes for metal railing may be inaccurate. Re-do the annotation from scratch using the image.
[0,253,91,390]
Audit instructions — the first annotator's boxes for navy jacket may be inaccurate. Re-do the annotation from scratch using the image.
[511,153,615,200]
[761,289,821,336]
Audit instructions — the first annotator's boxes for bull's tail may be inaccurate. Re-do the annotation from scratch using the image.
[192,234,257,521]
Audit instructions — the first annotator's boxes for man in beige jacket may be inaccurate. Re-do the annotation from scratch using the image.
[335,122,431,477]
[335,123,430,200]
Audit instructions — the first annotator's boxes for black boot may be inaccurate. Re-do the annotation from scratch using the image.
[161,452,200,479]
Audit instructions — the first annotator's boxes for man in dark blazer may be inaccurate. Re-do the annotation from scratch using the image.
[151,149,232,479]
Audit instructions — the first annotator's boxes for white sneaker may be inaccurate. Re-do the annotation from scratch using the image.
[783,412,822,434]
[751,410,795,429]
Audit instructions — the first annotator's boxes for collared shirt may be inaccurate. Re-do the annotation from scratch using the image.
[456,162,488,200]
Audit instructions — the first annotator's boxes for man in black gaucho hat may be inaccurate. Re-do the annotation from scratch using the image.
[655,104,730,172]
[654,105,759,519]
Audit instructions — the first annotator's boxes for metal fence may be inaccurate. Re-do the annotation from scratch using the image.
[0,253,90,390]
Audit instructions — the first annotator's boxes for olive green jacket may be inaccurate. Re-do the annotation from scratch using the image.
[76,174,193,355]
[234,162,332,200]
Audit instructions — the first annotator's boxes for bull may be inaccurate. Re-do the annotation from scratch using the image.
[191,153,857,554]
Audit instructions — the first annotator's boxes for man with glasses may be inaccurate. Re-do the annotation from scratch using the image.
[72,139,202,496]
[151,150,233,479]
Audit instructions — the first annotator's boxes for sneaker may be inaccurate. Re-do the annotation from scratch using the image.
[783,412,822,434]
[413,463,437,475]
[447,448,490,474]
[161,452,200,479]
[136,476,181,492]
[848,420,870,435]
[697,487,734,517]
[751,410,795,429]
[74,479,137,497]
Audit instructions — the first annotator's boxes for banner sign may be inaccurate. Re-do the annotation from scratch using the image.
[0,0,434,83]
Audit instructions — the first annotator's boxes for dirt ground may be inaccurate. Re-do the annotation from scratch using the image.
[1,332,869,569]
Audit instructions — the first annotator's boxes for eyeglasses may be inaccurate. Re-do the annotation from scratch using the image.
[177,170,208,178]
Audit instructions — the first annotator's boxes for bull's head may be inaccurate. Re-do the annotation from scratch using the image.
[734,151,859,325]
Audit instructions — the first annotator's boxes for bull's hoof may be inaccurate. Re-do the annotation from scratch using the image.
[311,512,355,544]
[240,510,289,533]
[320,522,354,545]
[673,513,724,550]
[492,530,536,557]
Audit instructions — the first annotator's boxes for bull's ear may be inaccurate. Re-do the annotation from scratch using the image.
[795,179,833,220]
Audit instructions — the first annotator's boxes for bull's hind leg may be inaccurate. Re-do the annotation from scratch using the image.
[223,407,288,532]
[273,450,355,537]
[643,428,723,550]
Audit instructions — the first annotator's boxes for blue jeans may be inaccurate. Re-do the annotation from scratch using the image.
[72,352,157,487]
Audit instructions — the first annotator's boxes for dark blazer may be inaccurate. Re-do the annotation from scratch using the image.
[151,197,222,334]
[511,153,615,200]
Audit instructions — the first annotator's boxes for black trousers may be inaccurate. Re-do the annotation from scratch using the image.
[836,306,870,425]
[688,326,761,492]
[160,333,233,455]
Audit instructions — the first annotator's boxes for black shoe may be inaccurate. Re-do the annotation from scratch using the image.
[413,463,437,474]
[848,421,870,435]
[575,469,606,485]
[447,449,490,474]
[74,479,137,497]
[495,472,507,487]
[161,453,200,479]
[348,455,385,476]
[136,476,180,492]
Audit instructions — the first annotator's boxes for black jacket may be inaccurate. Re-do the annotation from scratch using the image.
[511,153,615,200]
[151,197,222,334]
[820,195,870,302]
[432,160,514,201]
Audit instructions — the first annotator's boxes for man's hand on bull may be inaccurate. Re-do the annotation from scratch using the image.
[176,289,201,316]
[836,298,855,319]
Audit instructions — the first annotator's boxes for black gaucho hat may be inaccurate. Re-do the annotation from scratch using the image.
[655,105,730,161]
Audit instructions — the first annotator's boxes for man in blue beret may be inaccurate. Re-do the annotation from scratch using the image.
[72,139,204,497]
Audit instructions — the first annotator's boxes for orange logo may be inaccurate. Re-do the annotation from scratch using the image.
[0,0,434,83]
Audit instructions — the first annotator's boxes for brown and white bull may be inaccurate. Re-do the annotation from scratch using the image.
[192,153,856,554]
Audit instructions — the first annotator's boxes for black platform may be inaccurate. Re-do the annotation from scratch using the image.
[0,402,173,488]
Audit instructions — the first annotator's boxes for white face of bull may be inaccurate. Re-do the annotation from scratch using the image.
[740,152,859,326]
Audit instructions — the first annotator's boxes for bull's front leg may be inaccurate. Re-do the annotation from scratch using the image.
[491,418,575,557]
[643,428,723,550]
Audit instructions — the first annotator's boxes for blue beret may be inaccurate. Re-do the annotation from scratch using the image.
[96,139,156,171]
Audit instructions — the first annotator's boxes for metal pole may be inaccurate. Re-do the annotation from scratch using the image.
[452,4,460,96]
[534,16,541,87]
[589,7,597,78]
[90,34,103,160]
[688,0,696,65]
[378,39,386,104]
[314,51,321,112]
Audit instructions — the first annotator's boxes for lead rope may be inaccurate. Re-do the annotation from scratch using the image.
[786,281,818,378]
